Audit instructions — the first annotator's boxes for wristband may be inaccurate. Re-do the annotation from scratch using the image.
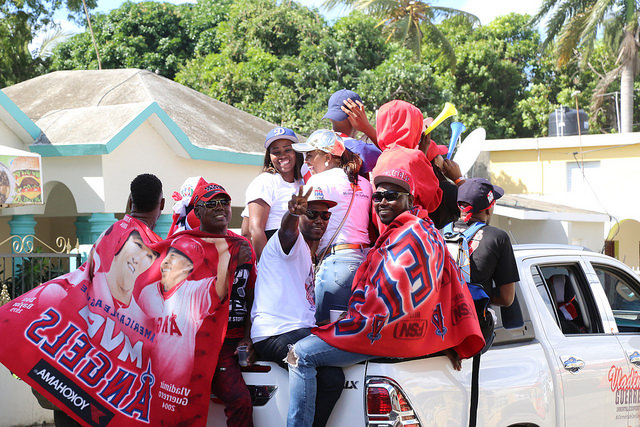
[454,177,465,185]
[289,212,300,217]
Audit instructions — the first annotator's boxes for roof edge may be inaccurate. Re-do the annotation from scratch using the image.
[0,90,42,141]
[30,102,262,165]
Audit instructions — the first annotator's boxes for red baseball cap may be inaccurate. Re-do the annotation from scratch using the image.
[168,236,205,271]
[426,140,448,162]
[191,180,231,205]
[373,168,415,195]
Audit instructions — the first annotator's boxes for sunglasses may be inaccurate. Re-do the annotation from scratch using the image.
[372,190,410,203]
[305,210,332,221]
[198,198,231,209]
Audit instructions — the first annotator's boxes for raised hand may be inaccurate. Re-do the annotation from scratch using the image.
[341,98,370,131]
[442,159,464,184]
[288,186,312,216]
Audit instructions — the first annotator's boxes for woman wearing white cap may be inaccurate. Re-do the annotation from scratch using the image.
[246,127,305,260]
[292,129,372,323]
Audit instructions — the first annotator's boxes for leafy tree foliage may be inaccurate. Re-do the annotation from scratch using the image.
[40,0,604,138]
[50,1,231,78]
[532,0,638,132]
[0,0,95,87]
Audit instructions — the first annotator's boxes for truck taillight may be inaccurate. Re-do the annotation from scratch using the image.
[367,387,392,419]
[365,377,421,426]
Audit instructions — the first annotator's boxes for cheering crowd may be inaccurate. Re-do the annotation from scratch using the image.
[160,89,520,427]
[32,89,519,427]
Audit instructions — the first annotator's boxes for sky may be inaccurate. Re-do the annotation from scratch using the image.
[41,0,544,50]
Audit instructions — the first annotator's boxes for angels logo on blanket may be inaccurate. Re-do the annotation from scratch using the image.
[0,213,244,427]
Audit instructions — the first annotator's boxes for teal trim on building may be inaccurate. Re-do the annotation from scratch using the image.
[86,213,117,243]
[0,90,42,141]
[29,102,262,165]
[8,214,37,254]
[154,214,173,240]
[74,216,92,245]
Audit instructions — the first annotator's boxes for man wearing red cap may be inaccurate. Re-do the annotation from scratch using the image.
[140,181,255,426]
[193,181,256,427]
[285,168,484,427]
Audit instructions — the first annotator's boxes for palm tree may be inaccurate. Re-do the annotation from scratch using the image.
[322,0,479,63]
[532,0,638,133]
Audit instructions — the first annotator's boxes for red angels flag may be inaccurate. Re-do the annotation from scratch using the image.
[0,215,244,426]
[314,210,484,360]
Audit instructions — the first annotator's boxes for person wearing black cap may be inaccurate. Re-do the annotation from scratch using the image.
[450,178,519,307]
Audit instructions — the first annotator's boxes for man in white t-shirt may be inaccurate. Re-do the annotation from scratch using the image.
[251,186,345,427]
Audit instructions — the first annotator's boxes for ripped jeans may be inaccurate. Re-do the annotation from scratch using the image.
[314,248,369,323]
[286,334,376,427]
[254,329,345,427]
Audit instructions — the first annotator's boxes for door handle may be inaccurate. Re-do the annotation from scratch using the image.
[561,356,585,373]
[628,351,640,366]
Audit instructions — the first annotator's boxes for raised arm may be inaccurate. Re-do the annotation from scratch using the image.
[278,186,312,254]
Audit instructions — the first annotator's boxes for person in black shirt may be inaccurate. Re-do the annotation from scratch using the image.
[451,178,519,307]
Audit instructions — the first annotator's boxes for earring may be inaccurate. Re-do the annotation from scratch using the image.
[324,161,329,167]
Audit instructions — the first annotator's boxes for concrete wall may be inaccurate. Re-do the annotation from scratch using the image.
[489,142,640,221]
[492,216,604,253]
[1,156,104,217]
[608,219,640,268]
[102,120,262,214]
[0,365,54,426]
[0,121,25,151]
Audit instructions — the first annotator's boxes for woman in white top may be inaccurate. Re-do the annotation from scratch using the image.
[292,129,372,323]
[246,127,304,260]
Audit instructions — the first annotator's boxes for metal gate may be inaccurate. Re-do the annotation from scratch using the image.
[0,235,82,301]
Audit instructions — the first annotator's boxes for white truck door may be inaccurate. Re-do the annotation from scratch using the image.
[526,259,630,426]
[586,257,640,426]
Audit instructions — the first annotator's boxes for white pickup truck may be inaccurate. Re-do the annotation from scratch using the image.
[208,244,640,426]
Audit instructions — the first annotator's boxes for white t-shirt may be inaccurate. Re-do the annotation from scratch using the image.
[251,232,316,342]
[245,172,302,231]
[306,168,372,251]
[139,278,216,385]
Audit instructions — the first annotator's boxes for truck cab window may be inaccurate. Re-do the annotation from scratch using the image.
[592,264,640,333]
[537,264,602,335]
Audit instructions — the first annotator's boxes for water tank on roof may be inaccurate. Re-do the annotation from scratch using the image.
[548,106,589,136]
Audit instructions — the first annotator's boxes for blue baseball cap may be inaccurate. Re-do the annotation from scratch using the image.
[343,138,381,174]
[264,127,299,149]
[323,89,363,122]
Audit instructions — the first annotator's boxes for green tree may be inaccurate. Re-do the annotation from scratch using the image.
[176,4,390,135]
[50,1,230,78]
[0,13,43,87]
[422,14,549,138]
[0,0,95,86]
[322,0,478,63]
[532,0,639,132]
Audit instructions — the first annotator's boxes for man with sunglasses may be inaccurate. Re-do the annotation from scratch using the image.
[190,181,257,427]
[285,168,484,427]
[251,186,345,427]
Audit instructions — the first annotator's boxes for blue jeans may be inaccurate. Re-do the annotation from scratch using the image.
[286,334,376,427]
[254,329,345,427]
[315,248,369,323]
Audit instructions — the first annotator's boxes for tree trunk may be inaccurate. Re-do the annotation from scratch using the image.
[620,60,635,132]
[619,31,637,133]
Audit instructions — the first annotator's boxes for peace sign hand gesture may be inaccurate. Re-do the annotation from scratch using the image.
[288,186,312,216]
